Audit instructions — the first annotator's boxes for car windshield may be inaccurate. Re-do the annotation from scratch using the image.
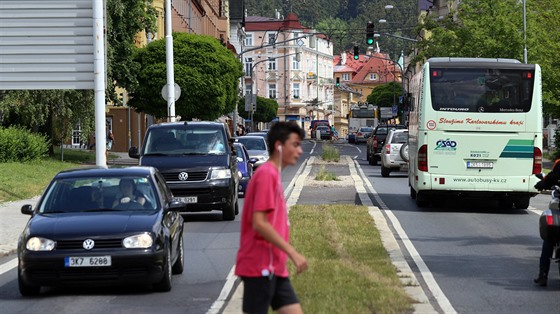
[391,132,408,144]
[38,176,158,213]
[360,127,373,132]
[143,127,226,155]
[236,137,267,151]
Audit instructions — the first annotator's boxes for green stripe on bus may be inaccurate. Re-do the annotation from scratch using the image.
[502,146,534,152]
[505,139,534,146]
[499,152,533,158]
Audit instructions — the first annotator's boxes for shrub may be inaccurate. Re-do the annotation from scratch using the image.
[315,165,338,181]
[0,126,49,162]
[321,144,340,162]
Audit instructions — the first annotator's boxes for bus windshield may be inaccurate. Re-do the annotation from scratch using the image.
[430,68,534,113]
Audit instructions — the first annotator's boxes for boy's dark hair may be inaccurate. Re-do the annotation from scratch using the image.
[267,121,305,155]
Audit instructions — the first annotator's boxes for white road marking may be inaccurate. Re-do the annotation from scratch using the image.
[352,159,457,314]
[0,258,17,276]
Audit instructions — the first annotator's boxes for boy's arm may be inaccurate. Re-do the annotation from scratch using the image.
[253,211,308,274]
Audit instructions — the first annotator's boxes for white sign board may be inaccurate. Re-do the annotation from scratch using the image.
[0,0,95,90]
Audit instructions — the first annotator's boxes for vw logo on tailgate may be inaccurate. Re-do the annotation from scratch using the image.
[83,239,95,250]
[178,172,189,181]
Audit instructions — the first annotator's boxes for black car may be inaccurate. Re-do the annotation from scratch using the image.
[366,124,407,165]
[17,167,185,296]
[129,121,239,221]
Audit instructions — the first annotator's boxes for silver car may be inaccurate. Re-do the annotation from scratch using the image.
[355,126,373,144]
[234,136,269,169]
[380,129,409,177]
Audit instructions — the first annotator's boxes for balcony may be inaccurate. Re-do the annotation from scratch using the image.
[306,72,317,80]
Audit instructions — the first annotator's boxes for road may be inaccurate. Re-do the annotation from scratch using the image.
[0,141,558,313]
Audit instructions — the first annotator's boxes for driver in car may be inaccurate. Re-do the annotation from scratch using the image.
[113,178,147,208]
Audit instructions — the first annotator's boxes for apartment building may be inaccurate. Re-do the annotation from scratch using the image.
[241,12,334,130]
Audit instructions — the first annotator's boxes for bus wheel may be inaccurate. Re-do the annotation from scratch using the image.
[410,186,416,199]
[416,192,430,208]
[498,199,513,209]
[513,197,530,210]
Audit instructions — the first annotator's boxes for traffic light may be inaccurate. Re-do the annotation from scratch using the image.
[366,21,375,45]
[353,46,359,60]
[336,77,340,87]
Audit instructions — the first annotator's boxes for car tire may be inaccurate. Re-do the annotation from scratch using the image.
[381,165,391,177]
[154,246,172,292]
[366,149,371,161]
[416,192,430,208]
[370,156,378,166]
[171,235,184,275]
[223,199,236,221]
[400,143,409,162]
[18,268,40,296]
[513,197,530,210]
[410,186,417,199]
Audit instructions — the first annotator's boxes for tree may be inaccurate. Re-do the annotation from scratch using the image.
[367,82,401,108]
[129,33,243,120]
[237,96,278,123]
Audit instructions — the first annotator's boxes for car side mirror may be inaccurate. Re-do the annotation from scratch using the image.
[128,147,139,159]
[167,200,185,212]
[21,204,33,215]
[249,158,258,164]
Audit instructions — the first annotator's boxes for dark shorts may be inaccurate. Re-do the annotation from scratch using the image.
[241,276,299,314]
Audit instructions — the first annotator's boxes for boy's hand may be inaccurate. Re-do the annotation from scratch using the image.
[290,251,308,274]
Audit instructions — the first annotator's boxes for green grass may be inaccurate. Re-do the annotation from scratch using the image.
[321,144,340,162]
[315,165,338,181]
[289,204,415,313]
[0,147,119,202]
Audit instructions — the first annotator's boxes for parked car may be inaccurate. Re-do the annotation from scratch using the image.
[347,132,356,144]
[129,121,239,221]
[315,125,332,140]
[310,120,330,139]
[17,167,185,296]
[234,136,269,169]
[233,142,255,198]
[380,129,409,177]
[355,126,374,144]
[367,124,407,165]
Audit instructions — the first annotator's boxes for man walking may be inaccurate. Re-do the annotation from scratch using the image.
[235,121,308,314]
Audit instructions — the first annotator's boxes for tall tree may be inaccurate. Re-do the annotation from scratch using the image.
[237,96,279,123]
[129,33,243,121]
[366,82,401,108]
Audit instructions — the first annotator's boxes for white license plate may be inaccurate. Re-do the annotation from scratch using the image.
[400,164,409,171]
[467,161,494,169]
[65,256,111,267]
[178,196,197,204]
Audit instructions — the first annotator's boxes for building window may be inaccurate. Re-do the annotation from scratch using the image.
[369,73,378,80]
[292,56,300,70]
[342,73,350,81]
[268,84,277,99]
[245,33,253,46]
[72,121,82,147]
[268,33,276,45]
[293,83,300,98]
[268,57,276,71]
[245,57,253,76]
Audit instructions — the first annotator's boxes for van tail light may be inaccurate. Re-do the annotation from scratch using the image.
[544,209,553,225]
[385,144,390,154]
[418,144,428,172]
[533,147,542,174]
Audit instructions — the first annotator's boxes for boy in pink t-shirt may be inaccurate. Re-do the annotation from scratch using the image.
[235,122,308,314]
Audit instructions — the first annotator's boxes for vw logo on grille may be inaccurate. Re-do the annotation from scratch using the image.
[83,239,95,250]
[178,172,189,181]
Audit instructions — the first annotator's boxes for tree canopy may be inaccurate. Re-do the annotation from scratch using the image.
[237,96,279,123]
[366,82,401,108]
[129,33,243,121]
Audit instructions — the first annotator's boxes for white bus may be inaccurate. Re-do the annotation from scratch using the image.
[408,58,542,209]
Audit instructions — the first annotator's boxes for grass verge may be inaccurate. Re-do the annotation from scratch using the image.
[0,147,119,203]
[288,204,415,313]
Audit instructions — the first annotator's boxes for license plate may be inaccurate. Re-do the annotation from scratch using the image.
[467,161,494,169]
[400,164,409,171]
[178,196,197,204]
[65,256,111,267]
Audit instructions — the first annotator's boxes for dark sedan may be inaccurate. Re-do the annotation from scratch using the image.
[17,167,185,296]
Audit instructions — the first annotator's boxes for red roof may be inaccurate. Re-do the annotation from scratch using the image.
[245,13,308,32]
[333,52,400,84]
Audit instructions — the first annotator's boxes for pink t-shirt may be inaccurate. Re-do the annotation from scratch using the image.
[235,162,290,278]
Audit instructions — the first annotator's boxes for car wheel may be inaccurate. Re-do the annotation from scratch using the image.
[410,186,417,199]
[416,192,430,208]
[400,143,409,162]
[370,156,378,166]
[18,268,40,296]
[513,197,530,210]
[366,149,371,161]
[171,235,184,275]
[235,201,239,215]
[381,166,391,177]
[154,246,172,292]
[223,199,236,221]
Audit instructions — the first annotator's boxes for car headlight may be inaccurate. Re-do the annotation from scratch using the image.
[123,233,153,249]
[26,237,56,251]
[211,168,232,180]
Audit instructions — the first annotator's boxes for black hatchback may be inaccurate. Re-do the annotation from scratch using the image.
[17,167,185,296]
